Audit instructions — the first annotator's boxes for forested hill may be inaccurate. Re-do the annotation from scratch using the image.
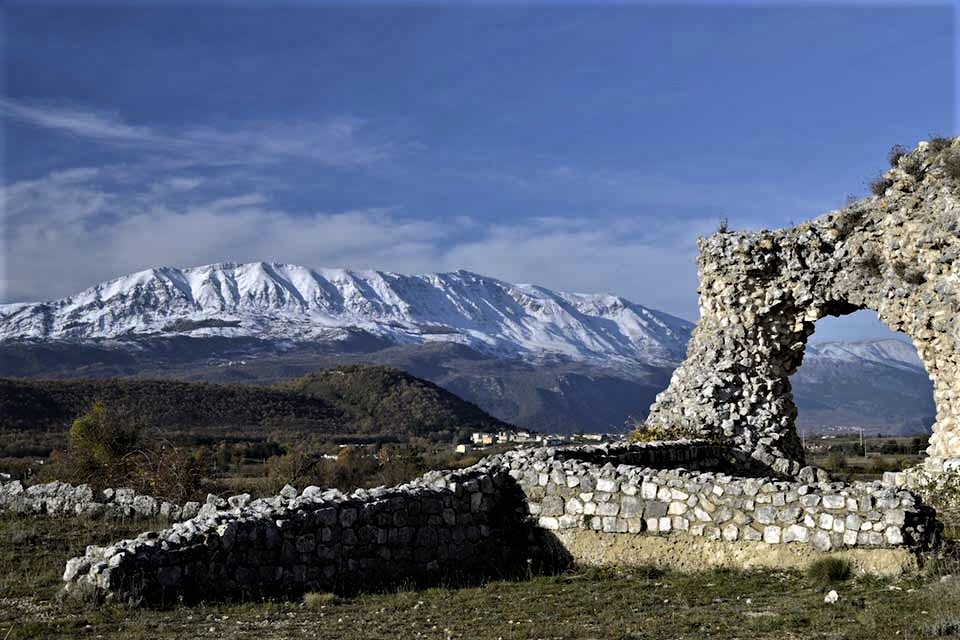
[0,365,512,439]
[280,365,513,437]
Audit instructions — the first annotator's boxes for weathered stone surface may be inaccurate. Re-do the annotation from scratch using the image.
[645,137,960,475]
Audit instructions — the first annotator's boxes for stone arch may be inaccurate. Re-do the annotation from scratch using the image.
[646,138,960,477]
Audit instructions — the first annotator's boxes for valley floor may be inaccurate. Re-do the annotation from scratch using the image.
[2,514,959,639]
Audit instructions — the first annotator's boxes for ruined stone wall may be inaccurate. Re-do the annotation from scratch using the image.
[646,138,960,475]
[506,446,939,553]
[0,479,200,521]
[62,466,532,604]
[61,443,941,603]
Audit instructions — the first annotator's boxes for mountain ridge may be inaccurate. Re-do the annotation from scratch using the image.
[0,262,693,369]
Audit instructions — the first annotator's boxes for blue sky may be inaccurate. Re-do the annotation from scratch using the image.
[0,3,955,340]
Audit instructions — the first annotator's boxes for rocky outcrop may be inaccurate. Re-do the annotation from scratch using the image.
[646,137,960,475]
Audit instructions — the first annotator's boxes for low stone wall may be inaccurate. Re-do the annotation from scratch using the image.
[504,445,939,553]
[0,479,200,521]
[62,466,533,604]
[60,441,943,604]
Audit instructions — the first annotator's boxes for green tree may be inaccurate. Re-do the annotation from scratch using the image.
[66,401,142,474]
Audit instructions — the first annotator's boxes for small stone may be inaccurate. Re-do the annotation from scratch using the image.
[763,526,781,544]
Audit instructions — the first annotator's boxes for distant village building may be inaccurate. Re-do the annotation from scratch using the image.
[455,444,472,454]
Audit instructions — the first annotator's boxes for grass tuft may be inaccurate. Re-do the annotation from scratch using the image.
[805,557,852,584]
[303,591,339,608]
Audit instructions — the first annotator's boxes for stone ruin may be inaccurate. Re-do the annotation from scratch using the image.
[9,137,959,604]
[647,137,960,477]
[54,441,939,603]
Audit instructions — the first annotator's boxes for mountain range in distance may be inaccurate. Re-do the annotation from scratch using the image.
[0,262,936,437]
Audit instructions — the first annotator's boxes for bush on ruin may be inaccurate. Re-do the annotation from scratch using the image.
[888,144,908,167]
[944,151,960,181]
[929,135,952,154]
[869,176,892,197]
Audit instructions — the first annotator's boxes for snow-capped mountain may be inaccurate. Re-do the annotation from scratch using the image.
[0,262,693,367]
[804,338,924,373]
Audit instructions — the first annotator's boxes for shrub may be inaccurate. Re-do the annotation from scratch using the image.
[627,423,704,443]
[888,144,908,167]
[717,217,730,234]
[45,401,209,502]
[944,151,960,181]
[929,135,953,153]
[304,591,339,608]
[893,261,926,285]
[869,176,893,196]
[901,153,924,178]
[265,447,319,493]
[68,401,141,468]
[806,557,852,584]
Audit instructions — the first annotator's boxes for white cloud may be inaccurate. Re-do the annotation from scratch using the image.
[0,166,707,321]
[0,99,159,143]
[438,216,710,319]
[1,98,393,167]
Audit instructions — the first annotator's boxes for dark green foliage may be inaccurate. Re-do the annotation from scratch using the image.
[888,144,908,167]
[68,401,141,466]
[0,377,341,432]
[0,366,510,444]
[280,365,511,438]
[805,557,852,584]
[869,176,892,196]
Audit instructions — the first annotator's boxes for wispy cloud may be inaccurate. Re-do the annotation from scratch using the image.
[1,98,395,167]
[1,99,160,143]
[1,165,708,320]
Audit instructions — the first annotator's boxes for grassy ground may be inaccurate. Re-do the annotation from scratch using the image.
[3,515,960,638]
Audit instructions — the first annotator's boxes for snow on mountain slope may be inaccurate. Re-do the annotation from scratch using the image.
[0,263,693,366]
[804,338,924,372]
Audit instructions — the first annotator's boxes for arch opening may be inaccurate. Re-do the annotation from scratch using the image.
[789,309,935,479]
